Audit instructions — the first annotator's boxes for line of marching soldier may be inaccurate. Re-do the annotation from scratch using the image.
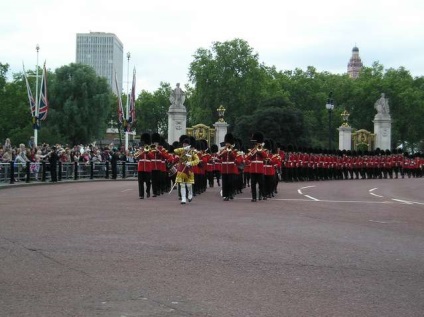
[279,147,423,182]
[135,133,223,202]
[134,131,422,202]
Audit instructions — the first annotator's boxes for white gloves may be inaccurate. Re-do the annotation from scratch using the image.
[186,161,192,167]
[185,153,192,158]
[184,145,191,151]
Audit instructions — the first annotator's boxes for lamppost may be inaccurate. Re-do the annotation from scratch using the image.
[325,92,334,150]
[34,44,40,147]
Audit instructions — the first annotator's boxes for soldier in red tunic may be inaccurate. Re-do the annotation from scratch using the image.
[217,133,236,201]
[245,132,267,202]
[137,133,153,199]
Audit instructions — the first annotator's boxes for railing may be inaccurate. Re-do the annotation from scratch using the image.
[0,161,138,185]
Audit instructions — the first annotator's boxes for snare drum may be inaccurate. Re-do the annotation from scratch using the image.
[168,164,177,177]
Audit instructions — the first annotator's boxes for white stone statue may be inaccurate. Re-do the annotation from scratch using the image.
[374,93,390,116]
[169,83,185,108]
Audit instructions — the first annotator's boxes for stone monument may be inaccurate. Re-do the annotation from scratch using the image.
[373,93,392,150]
[167,83,187,144]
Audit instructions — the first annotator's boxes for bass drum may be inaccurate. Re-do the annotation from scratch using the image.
[168,164,178,177]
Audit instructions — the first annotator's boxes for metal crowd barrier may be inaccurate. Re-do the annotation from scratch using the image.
[0,161,138,185]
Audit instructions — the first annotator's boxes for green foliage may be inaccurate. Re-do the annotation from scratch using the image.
[188,39,269,126]
[2,39,424,150]
[49,63,113,145]
[234,107,307,148]
[137,82,172,137]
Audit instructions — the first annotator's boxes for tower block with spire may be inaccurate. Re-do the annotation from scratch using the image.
[347,46,363,79]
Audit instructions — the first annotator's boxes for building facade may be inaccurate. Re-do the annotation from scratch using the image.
[347,46,363,79]
[76,32,123,94]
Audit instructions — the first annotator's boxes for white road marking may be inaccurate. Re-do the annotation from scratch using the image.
[304,195,320,201]
[392,198,413,205]
[369,188,384,198]
[121,189,133,192]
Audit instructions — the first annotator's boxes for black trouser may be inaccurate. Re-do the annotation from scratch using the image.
[221,173,233,198]
[151,170,161,196]
[250,173,264,200]
[138,171,151,198]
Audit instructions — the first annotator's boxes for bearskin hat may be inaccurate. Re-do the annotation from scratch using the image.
[264,139,272,151]
[211,144,219,153]
[250,132,264,144]
[172,141,180,149]
[224,133,235,145]
[140,133,151,145]
[151,132,161,144]
[201,139,208,151]
[189,136,197,148]
[179,134,189,145]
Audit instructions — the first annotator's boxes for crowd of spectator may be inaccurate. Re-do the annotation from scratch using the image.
[0,136,139,182]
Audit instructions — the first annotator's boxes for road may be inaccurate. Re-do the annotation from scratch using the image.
[1,178,423,316]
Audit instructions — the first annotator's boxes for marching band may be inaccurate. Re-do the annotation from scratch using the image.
[134,132,423,203]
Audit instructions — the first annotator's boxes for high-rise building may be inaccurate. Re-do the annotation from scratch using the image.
[76,32,123,94]
[347,46,363,79]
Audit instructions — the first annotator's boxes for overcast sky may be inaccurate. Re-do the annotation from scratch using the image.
[1,0,423,94]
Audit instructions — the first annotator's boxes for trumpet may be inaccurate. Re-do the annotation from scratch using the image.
[226,144,234,151]
[256,143,263,151]
[143,145,151,151]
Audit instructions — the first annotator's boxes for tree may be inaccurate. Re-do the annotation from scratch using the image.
[188,39,269,127]
[233,107,306,148]
[137,82,172,137]
[49,63,113,145]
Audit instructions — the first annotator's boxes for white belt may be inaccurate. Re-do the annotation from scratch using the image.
[222,162,234,164]
[151,159,162,162]
[251,160,263,163]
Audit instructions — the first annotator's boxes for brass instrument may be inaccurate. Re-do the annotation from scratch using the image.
[219,144,234,156]
[134,145,150,159]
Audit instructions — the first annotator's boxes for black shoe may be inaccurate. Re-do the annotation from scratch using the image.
[251,199,257,202]
[181,202,186,204]
[147,193,150,198]
[152,194,157,197]
[140,196,144,199]
[188,198,192,202]
[223,197,229,201]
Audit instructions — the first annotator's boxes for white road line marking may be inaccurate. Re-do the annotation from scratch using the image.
[392,198,413,205]
[304,195,319,201]
[369,187,384,198]
[121,189,133,192]
[298,185,315,195]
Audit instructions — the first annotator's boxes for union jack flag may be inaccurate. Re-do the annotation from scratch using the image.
[23,64,36,117]
[38,62,48,121]
[128,67,136,124]
[114,71,124,125]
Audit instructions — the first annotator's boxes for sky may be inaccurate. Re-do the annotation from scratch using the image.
[1,0,424,94]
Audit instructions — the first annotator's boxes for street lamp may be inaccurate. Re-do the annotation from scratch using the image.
[325,92,334,150]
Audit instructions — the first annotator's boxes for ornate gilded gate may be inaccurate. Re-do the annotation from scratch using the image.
[352,129,375,151]
[186,124,216,146]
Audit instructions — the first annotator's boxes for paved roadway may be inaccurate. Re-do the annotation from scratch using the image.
[1,178,423,317]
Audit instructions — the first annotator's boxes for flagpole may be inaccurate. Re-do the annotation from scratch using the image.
[125,52,131,151]
[34,44,40,147]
